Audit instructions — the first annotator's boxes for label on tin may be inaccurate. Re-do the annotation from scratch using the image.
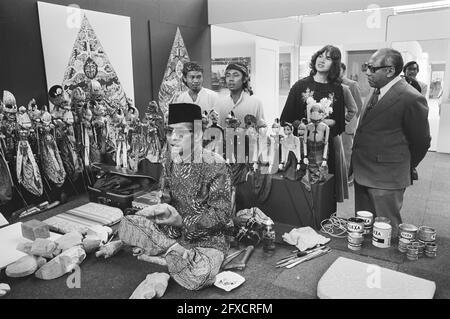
[400,232,414,239]
[348,223,364,232]
[372,236,387,243]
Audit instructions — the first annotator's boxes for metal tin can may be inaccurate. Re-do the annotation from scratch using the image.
[425,242,437,258]
[356,211,374,235]
[398,237,411,253]
[262,224,276,252]
[399,223,418,242]
[374,217,391,224]
[412,241,425,257]
[372,222,392,248]
[418,226,437,243]
[347,217,365,234]
[347,232,364,251]
[406,244,419,261]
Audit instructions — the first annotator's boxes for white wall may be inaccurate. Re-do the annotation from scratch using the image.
[254,36,280,124]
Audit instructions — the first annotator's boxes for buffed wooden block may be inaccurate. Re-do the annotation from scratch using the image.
[129,272,170,299]
[30,238,58,258]
[0,283,11,297]
[35,246,86,280]
[95,240,123,259]
[21,220,50,241]
[82,237,101,254]
[55,231,83,252]
[5,255,46,278]
[16,242,33,254]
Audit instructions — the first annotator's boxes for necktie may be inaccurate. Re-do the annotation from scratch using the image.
[363,88,380,119]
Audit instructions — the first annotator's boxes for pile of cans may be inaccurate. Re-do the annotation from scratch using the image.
[347,217,365,251]
[347,212,396,251]
[398,224,437,260]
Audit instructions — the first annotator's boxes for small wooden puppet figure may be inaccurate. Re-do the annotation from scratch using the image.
[203,109,224,157]
[305,102,330,184]
[256,124,277,175]
[91,100,108,154]
[244,114,258,170]
[279,122,301,171]
[113,108,128,169]
[270,118,282,172]
[224,111,241,164]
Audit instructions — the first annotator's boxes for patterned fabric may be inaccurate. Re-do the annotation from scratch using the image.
[166,247,224,291]
[40,133,66,187]
[159,149,234,253]
[57,132,83,182]
[307,140,327,184]
[119,215,177,256]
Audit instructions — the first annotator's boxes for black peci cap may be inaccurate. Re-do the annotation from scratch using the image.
[168,103,202,125]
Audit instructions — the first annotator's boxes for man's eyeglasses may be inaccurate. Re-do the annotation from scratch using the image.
[362,63,393,73]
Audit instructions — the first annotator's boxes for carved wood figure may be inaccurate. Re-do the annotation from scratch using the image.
[305,103,330,184]
[113,108,129,169]
[279,122,301,171]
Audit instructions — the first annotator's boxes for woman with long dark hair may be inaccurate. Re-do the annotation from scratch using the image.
[280,45,355,202]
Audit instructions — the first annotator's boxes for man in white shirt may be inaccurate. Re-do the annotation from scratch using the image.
[215,63,266,129]
[351,48,431,237]
[173,61,218,113]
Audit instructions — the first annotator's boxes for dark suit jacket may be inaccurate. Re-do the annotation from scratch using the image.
[342,77,363,134]
[351,78,431,189]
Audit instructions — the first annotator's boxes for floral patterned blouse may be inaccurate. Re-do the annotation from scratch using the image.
[280,75,346,137]
[158,149,233,253]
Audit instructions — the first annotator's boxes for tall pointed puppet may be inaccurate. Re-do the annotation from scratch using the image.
[62,14,128,110]
[158,27,190,121]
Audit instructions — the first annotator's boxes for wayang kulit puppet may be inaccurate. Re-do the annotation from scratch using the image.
[81,103,100,166]
[38,107,66,188]
[0,96,14,204]
[13,93,43,197]
[48,85,80,184]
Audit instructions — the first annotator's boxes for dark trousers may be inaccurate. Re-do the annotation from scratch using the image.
[354,181,405,237]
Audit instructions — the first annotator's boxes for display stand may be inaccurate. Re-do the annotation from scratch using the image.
[236,173,336,230]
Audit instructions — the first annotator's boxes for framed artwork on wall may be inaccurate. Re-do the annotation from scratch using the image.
[37,1,135,109]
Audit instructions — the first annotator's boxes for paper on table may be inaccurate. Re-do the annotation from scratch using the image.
[0,213,8,227]
[0,222,61,269]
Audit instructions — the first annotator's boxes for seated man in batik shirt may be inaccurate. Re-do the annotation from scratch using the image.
[119,103,233,291]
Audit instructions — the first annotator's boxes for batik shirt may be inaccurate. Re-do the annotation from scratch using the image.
[159,149,233,253]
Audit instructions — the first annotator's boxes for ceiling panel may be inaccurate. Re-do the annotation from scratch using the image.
[208,0,439,24]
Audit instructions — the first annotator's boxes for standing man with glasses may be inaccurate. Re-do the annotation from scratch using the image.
[351,48,431,237]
